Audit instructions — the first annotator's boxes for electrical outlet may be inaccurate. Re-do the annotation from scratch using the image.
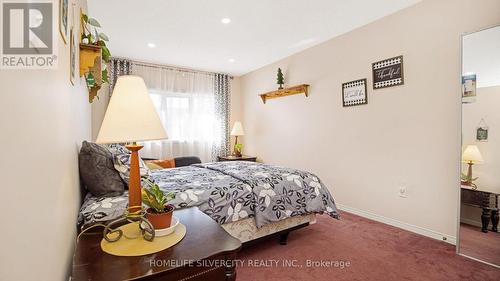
[399,186,408,198]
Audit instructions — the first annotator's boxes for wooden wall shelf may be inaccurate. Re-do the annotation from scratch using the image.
[79,43,102,77]
[259,84,309,104]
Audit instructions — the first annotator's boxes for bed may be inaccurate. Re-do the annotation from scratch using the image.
[78,160,339,243]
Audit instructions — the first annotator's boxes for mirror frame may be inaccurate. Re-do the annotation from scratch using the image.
[456,23,500,269]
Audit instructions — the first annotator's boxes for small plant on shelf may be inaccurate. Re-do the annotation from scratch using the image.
[80,13,111,102]
[141,179,176,230]
[277,68,284,89]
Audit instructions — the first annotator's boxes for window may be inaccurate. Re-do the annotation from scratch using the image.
[132,63,229,162]
[143,90,216,162]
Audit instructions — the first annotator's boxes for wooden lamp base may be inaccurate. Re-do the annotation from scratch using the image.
[126,144,144,214]
[102,143,157,242]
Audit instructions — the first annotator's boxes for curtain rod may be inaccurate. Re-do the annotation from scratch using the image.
[112,56,234,79]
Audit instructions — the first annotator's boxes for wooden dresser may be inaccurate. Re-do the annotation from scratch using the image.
[71,207,242,281]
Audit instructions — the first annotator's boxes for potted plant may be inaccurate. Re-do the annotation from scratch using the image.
[461,172,478,189]
[141,179,175,229]
[80,13,111,103]
[234,143,243,157]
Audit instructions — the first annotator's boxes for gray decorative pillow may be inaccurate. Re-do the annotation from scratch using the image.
[79,141,125,197]
[107,144,152,187]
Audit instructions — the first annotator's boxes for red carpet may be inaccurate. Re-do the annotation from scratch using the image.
[460,223,500,265]
[236,212,500,281]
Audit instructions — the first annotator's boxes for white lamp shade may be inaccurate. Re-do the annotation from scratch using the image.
[96,75,167,144]
[230,121,245,136]
[462,145,484,163]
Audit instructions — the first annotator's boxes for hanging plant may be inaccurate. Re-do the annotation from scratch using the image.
[80,13,111,102]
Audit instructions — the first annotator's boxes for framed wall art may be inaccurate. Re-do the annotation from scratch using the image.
[476,118,488,142]
[70,27,76,85]
[462,74,477,98]
[372,56,404,89]
[342,78,367,107]
[59,0,69,44]
[476,127,488,142]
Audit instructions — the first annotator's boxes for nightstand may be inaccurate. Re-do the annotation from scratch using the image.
[71,207,241,281]
[461,186,499,233]
[217,155,257,162]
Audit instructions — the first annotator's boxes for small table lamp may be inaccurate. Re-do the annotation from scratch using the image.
[462,145,484,187]
[96,75,167,241]
[230,121,245,157]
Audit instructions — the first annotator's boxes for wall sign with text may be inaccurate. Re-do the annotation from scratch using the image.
[372,56,404,89]
[342,78,367,107]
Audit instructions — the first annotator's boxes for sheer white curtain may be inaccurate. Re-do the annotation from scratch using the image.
[132,64,216,162]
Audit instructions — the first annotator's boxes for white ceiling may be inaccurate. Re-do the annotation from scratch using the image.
[463,25,500,88]
[88,0,420,76]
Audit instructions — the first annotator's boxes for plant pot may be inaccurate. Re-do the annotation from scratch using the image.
[145,204,174,230]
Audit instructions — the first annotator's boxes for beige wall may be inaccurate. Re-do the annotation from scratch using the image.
[239,0,500,241]
[0,1,91,280]
[229,77,243,152]
[91,86,110,140]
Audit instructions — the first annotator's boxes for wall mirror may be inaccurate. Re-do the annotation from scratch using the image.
[458,24,500,267]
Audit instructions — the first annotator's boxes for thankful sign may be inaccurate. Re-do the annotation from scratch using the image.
[372,56,404,89]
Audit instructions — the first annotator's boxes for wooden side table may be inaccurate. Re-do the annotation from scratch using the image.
[71,207,241,281]
[461,186,499,233]
[217,155,257,162]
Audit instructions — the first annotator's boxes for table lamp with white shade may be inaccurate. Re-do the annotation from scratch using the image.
[96,75,167,241]
[462,144,484,188]
[230,121,245,157]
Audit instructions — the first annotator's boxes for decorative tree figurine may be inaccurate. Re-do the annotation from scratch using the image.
[277,68,284,89]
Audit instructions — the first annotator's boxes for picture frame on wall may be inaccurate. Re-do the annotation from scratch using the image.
[70,27,76,85]
[476,127,488,142]
[372,56,404,89]
[342,78,367,107]
[462,74,476,97]
[476,119,488,142]
[59,0,69,44]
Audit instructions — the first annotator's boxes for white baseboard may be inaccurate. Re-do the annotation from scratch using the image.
[337,204,456,245]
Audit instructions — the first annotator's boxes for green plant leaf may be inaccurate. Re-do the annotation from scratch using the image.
[82,14,88,23]
[101,45,111,63]
[165,192,176,202]
[99,32,109,41]
[88,18,101,27]
[95,29,99,44]
[142,188,164,212]
[102,69,109,84]
[141,179,173,212]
